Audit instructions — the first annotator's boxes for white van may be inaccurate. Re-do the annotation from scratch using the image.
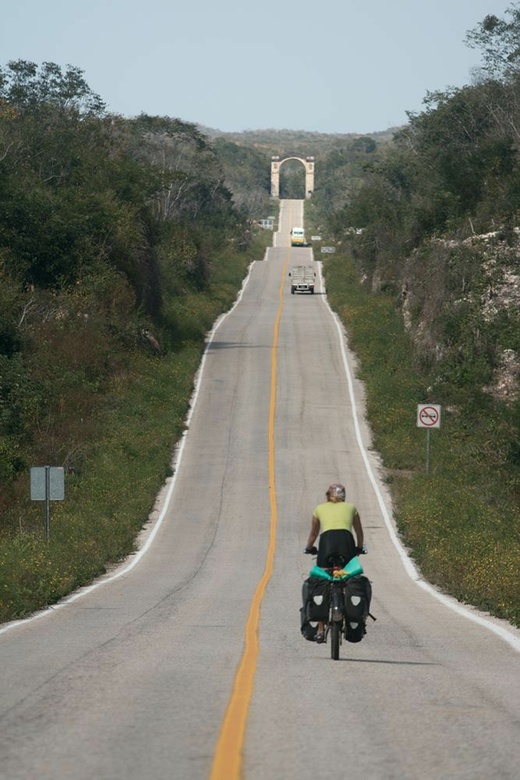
[290,227,306,247]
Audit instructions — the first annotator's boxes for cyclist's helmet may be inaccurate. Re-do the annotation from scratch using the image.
[327,483,346,501]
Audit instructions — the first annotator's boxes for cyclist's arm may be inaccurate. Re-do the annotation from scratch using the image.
[352,511,364,548]
[306,514,320,550]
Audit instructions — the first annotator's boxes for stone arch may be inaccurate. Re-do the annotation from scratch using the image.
[270,156,314,199]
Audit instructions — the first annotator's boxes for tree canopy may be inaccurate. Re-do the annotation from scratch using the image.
[0,60,250,504]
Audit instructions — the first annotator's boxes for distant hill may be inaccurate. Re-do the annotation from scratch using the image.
[197,126,401,157]
[202,124,401,213]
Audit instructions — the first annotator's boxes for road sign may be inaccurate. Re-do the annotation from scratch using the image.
[30,466,65,500]
[417,404,441,429]
[321,247,336,254]
[30,466,65,541]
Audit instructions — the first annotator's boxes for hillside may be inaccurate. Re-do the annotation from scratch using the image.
[0,61,269,621]
[206,126,398,209]
[199,125,399,154]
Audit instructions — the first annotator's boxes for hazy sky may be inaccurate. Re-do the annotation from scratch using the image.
[1,0,510,134]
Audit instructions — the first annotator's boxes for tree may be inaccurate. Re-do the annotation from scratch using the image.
[466,4,520,82]
[211,138,271,216]
[0,60,106,115]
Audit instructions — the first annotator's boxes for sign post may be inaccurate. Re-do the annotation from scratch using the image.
[30,466,65,540]
[416,405,441,474]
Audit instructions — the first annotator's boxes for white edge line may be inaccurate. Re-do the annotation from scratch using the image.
[316,256,520,652]
[0,258,260,637]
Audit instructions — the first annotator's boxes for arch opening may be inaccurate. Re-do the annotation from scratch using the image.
[271,156,314,199]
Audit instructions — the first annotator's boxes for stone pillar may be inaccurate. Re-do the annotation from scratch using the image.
[305,157,315,199]
[271,157,280,198]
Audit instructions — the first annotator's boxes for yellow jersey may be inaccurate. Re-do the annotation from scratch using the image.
[313,501,357,533]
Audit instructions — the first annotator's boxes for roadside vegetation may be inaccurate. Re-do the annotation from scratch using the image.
[319,249,520,627]
[0,60,273,622]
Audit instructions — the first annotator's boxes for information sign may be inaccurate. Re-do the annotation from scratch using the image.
[30,466,65,540]
[30,467,65,500]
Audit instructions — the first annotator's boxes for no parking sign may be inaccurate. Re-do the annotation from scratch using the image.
[416,404,441,474]
[417,404,441,429]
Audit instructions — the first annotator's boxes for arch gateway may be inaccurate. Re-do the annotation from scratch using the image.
[270,156,315,199]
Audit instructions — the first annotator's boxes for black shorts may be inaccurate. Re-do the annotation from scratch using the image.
[317,529,356,568]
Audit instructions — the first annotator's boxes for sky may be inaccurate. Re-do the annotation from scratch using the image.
[0,0,512,135]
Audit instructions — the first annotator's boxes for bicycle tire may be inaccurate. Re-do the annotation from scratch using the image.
[331,622,341,660]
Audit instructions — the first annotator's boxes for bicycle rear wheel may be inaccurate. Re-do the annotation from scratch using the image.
[331,622,341,660]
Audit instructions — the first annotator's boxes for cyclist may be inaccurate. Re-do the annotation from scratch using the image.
[304,483,365,642]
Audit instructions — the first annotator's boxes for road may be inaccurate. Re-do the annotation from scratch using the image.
[1,199,519,780]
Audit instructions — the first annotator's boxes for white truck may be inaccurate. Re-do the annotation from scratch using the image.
[290,227,307,247]
[289,265,316,294]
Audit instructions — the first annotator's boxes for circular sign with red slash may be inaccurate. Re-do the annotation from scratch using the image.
[417,404,441,428]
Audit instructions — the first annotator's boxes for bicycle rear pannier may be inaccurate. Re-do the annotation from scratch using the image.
[302,576,330,622]
[344,575,372,643]
[301,576,330,642]
[344,620,366,643]
[343,575,372,622]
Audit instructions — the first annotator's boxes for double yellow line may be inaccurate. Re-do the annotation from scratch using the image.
[210,235,290,779]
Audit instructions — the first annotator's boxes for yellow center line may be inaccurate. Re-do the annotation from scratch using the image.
[210,210,291,780]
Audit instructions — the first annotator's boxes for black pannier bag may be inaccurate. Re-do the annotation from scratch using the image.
[343,575,372,621]
[344,621,366,643]
[300,577,330,641]
[303,577,330,621]
[343,575,372,643]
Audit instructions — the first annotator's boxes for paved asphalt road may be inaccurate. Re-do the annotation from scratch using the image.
[0,200,519,780]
